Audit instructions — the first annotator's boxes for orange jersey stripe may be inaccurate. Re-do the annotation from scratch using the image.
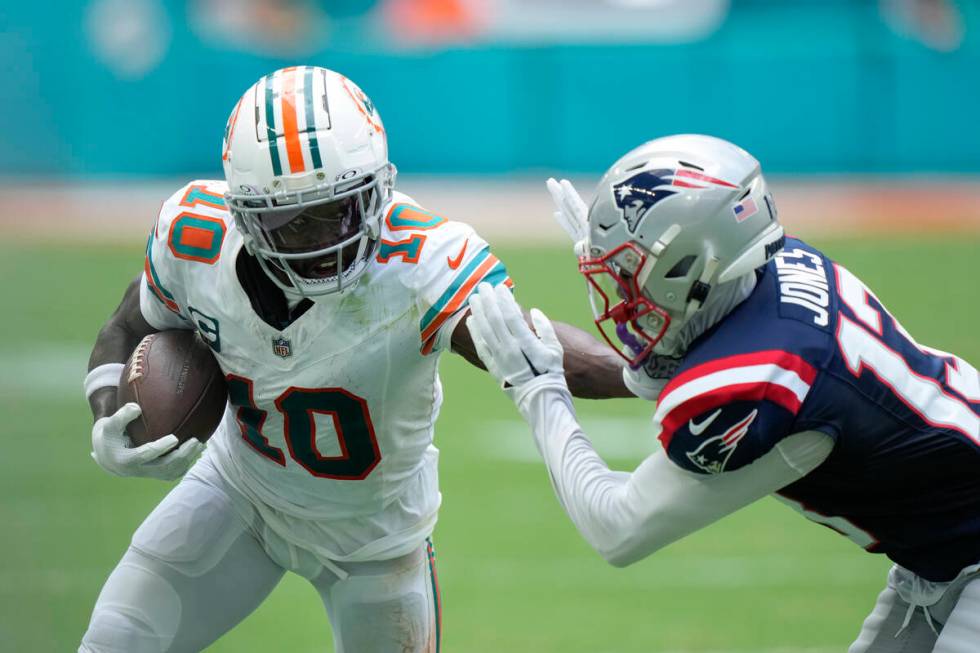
[280,68,306,173]
[143,257,180,314]
[420,255,498,343]
[420,273,513,355]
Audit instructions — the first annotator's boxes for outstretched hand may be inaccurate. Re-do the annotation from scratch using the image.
[466,283,565,397]
[546,178,589,256]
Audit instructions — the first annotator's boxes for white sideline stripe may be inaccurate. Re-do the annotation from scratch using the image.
[476,417,658,461]
[0,346,89,395]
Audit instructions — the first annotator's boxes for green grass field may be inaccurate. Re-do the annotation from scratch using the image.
[1,235,978,652]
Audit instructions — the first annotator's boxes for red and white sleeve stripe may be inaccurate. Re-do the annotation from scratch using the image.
[654,350,818,447]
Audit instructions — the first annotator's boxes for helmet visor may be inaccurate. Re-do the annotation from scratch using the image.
[262,195,363,254]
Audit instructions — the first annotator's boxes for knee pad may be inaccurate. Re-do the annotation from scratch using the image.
[80,559,181,653]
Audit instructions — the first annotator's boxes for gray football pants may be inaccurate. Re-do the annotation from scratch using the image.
[849,565,980,652]
[78,460,441,653]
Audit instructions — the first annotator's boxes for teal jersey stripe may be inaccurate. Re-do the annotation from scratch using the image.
[144,233,176,303]
[420,247,491,332]
[264,75,283,176]
[303,66,323,169]
[426,538,441,653]
[478,262,508,289]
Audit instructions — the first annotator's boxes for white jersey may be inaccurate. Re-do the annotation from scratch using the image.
[139,180,511,561]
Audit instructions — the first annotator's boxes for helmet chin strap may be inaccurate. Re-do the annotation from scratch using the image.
[654,271,757,356]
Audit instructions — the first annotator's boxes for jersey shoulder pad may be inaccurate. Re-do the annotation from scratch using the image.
[142,180,230,326]
[655,349,819,474]
[696,246,837,373]
[153,179,232,267]
[375,196,511,354]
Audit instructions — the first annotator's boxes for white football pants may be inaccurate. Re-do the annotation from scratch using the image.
[849,564,980,652]
[79,457,442,653]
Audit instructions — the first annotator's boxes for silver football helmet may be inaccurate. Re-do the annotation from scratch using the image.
[581,134,785,364]
[222,66,394,296]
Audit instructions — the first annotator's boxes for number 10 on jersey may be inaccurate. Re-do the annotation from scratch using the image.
[226,376,382,479]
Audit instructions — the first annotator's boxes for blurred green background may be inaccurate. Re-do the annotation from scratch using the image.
[2,235,977,651]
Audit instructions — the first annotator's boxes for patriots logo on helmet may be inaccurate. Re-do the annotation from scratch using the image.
[686,409,758,473]
[613,169,677,233]
[613,167,738,233]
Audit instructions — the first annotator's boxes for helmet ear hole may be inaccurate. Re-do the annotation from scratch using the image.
[665,255,697,279]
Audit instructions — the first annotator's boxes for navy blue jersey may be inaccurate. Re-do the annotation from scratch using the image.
[654,238,980,581]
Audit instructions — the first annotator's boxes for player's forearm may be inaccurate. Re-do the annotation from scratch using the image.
[452,313,630,399]
[87,324,141,421]
[515,381,658,565]
[87,276,158,421]
[550,321,631,399]
[515,382,836,567]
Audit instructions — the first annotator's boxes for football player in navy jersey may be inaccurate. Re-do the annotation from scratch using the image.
[466,134,980,652]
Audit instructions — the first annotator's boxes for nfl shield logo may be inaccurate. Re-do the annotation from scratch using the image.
[272,336,292,358]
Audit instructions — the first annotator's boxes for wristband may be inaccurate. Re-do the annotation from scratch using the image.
[84,363,125,401]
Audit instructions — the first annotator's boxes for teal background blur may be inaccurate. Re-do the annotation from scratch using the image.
[3,0,980,177]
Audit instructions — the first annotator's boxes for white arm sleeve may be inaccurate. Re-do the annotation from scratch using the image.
[514,380,835,567]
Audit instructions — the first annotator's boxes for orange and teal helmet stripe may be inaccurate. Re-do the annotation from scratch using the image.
[222,96,243,164]
[303,66,323,169]
[264,74,283,176]
[280,67,306,174]
[262,67,326,176]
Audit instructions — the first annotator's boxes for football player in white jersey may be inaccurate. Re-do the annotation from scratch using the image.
[467,135,980,652]
[80,67,628,653]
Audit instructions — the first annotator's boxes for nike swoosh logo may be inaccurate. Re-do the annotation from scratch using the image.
[447,239,468,270]
[689,408,722,436]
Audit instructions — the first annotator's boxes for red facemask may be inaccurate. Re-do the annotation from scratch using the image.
[578,242,671,368]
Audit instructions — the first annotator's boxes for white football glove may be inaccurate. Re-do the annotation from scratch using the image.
[467,283,567,404]
[91,402,205,481]
[546,178,589,257]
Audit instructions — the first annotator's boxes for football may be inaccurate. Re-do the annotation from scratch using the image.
[117,330,228,447]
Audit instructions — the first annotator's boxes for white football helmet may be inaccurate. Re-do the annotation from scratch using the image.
[581,134,785,365]
[222,66,395,296]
